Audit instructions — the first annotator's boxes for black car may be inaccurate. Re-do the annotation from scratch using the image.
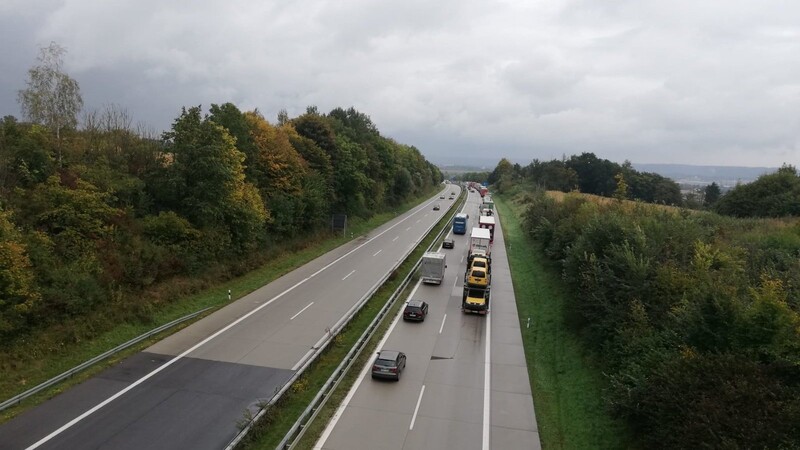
[442,238,455,249]
[403,300,429,321]
[371,350,407,380]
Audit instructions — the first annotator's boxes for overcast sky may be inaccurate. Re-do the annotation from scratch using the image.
[1,0,799,168]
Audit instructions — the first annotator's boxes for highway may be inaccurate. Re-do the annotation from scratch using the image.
[315,189,540,449]
[0,186,456,450]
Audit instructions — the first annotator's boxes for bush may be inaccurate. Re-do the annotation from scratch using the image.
[523,190,800,447]
[612,351,800,449]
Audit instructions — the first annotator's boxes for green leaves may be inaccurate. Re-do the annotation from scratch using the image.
[521,189,800,447]
[715,164,800,217]
[17,42,83,151]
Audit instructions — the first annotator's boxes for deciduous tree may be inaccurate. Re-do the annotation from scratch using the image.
[17,42,83,164]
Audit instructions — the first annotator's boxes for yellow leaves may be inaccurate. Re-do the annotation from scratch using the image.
[691,240,717,272]
[679,345,698,360]
[0,211,41,316]
[244,112,307,195]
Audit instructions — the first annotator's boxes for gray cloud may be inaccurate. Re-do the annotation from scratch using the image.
[1,0,798,167]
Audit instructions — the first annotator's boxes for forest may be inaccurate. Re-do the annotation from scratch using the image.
[491,159,800,448]
[0,102,441,345]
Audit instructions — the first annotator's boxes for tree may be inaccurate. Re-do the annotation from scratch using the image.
[566,153,618,196]
[0,209,41,336]
[614,172,629,201]
[714,165,800,217]
[523,159,578,192]
[17,42,83,164]
[208,103,259,181]
[158,106,267,252]
[488,158,514,185]
[704,182,721,207]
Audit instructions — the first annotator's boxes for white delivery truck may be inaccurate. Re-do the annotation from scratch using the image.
[469,227,492,257]
[420,252,447,284]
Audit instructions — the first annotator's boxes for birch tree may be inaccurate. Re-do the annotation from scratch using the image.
[18,42,83,164]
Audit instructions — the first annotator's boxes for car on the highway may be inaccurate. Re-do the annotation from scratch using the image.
[403,300,429,321]
[466,266,490,287]
[439,195,445,199]
[371,350,407,380]
[442,238,455,249]
[433,203,441,210]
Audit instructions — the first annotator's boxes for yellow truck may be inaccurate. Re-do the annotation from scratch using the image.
[463,255,491,314]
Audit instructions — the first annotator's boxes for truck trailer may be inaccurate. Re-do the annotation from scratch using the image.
[481,197,494,214]
[478,215,496,242]
[468,227,492,257]
[420,252,447,284]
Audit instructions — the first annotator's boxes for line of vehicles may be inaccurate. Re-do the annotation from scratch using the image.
[373,184,494,381]
[420,186,496,315]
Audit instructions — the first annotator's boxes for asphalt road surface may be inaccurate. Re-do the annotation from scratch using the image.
[315,190,540,450]
[0,186,457,450]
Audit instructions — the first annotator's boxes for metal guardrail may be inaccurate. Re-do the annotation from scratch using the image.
[0,306,214,413]
[274,192,466,450]
[223,190,464,450]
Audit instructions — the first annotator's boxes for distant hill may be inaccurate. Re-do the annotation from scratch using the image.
[632,163,776,187]
[438,160,778,188]
[436,159,778,187]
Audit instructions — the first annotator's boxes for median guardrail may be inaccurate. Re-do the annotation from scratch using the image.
[274,190,466,450]
[224,188,466,450]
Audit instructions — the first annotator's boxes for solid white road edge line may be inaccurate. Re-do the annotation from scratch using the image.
[342,270,355,281]
[482,307,492,450]
[290,302,314,321]
[314,280,423,449]
[26,195,437,450]
[439,314,447,334]
[409,385,426,430]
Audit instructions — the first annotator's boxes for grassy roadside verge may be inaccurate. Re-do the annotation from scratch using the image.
[0,188,440,423]
[495,191,631,449]
[238,190,464,449]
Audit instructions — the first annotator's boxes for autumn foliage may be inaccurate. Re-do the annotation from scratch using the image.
[0,105,441,341]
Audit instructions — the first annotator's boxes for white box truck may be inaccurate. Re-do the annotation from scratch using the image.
[420,252,447,284]
[469,227,492,257]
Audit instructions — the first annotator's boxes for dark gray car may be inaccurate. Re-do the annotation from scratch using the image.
[403,300,429,321]
[371,350,407,381]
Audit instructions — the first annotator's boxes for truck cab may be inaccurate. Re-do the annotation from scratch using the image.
[463,286,490,314]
